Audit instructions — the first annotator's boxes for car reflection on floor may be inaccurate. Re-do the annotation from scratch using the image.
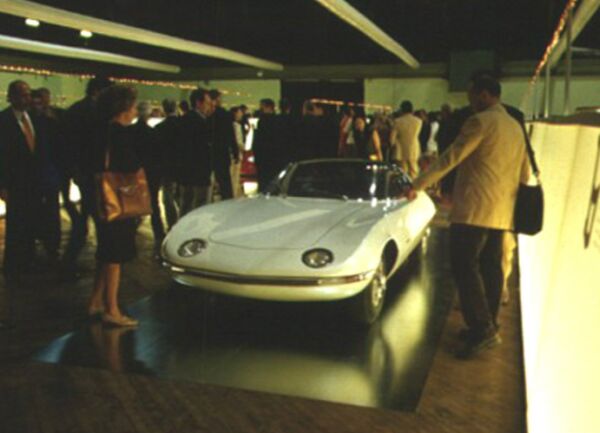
[35,228,454,411]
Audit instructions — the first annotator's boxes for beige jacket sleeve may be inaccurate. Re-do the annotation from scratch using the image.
[412,115,484,190]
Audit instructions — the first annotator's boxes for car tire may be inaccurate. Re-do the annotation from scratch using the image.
[350,256,387,326]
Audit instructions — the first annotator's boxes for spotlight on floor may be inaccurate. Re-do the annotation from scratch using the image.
[25,18,39,28]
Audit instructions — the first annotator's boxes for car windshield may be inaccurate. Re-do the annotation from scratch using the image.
[283,161,387,200]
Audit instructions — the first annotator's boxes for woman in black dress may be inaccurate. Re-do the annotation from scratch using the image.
[87,85,140,327]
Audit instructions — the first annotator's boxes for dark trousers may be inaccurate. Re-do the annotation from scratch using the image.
[62,178,96,269]
[3,197,37,275]
[37,189,61,259]
[450,223,505,337]
[147,172,166,246]
[214,163,233,200]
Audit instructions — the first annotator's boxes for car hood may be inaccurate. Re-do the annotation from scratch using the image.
[181,196,367,250]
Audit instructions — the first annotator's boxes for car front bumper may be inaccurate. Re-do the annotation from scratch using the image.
[163,261,375,301]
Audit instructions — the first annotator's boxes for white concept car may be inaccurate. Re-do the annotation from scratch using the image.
[162,159,436,324]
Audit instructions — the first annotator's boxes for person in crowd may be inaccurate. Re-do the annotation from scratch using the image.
[295,101,316,160]
[34,88,79,227]
[230,106,245,198]
[61,76,113,278]
[372,112,393,161]
[178,88,214,215]
[275,98,296,167]
[311,103,338,158]
[154,98,182,229]
[133,101,165,254]
[239,104,252,141]
[252,98,280,192]
[209,89,238,200]
[29,89,62,266]
[352,113,383,161]
[150,107,163,118]
[390,100,422,177]
[436,104,471,199]
[408,74,530,359]
[178,100,190,116]
[416,109,431,155]
[427,111,440,154]
[87,84,142,327]
[338,105,355,157]
[0,81,54,276]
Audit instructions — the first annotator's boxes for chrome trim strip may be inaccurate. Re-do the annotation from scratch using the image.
[162,260,374,287]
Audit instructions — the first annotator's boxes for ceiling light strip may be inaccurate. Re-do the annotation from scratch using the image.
[0,0,283,71]
[314,0,419,69]
[0,34,181,73]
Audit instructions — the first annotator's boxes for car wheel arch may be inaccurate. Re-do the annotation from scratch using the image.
[383,240,399,276]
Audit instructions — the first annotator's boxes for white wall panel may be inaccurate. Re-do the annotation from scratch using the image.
[520,118,600,433]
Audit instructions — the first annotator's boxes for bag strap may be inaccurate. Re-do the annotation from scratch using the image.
[519,121,541,181]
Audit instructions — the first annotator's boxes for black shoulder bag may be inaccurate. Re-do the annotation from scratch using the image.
[513,124,544,235]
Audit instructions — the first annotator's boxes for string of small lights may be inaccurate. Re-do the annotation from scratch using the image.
[522,0,579,109]
[0,63,94,79]
[0,63,254,99]
[310,98,392,111]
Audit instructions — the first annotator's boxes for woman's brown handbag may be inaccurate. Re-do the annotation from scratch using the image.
[96,138,152,222]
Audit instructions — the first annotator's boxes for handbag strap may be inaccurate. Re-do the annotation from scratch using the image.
[520,121,541,181]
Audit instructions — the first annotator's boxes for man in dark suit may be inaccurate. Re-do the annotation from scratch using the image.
[61,77,112,277]
[209,90,238,200]
[154,98,182,229]
[134,101,165,253]
[178,88,214,216]
[30,88,62,265]
[252,99,280,192]
[0,80,51,276]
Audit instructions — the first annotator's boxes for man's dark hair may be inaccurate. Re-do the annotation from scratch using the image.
[470,72,501,97]
[31,88,44,99]
[190,87,210,108]
[341,104,354,116]
[209,89,221,100]
[230,106,241,115]
[260,98,275,110]
[179,100,190,113]
[400,100,413,113]
[162,98,177,115]
[86,76,112,97]
[96,85,137,122]
[7,80,28,99]
[279,98,291,113]
[354,107,366,118]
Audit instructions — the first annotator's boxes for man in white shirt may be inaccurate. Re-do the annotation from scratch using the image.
[390,100,422,177]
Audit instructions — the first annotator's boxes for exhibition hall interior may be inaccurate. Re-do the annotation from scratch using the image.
[0,1,599,432]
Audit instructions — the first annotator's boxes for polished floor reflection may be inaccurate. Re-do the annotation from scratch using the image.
[35,229,454,411]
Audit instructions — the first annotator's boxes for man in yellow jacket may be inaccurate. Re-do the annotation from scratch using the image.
[409,74,530,359]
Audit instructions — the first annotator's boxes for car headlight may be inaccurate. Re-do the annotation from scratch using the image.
[178,239,207,257]
[302,249,334,268]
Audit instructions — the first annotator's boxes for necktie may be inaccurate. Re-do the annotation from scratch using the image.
[21,114,35,152]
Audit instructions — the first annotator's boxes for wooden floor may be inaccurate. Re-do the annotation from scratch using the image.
[0,215,526,433]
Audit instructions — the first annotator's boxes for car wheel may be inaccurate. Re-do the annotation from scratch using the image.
[350,257,387,325]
